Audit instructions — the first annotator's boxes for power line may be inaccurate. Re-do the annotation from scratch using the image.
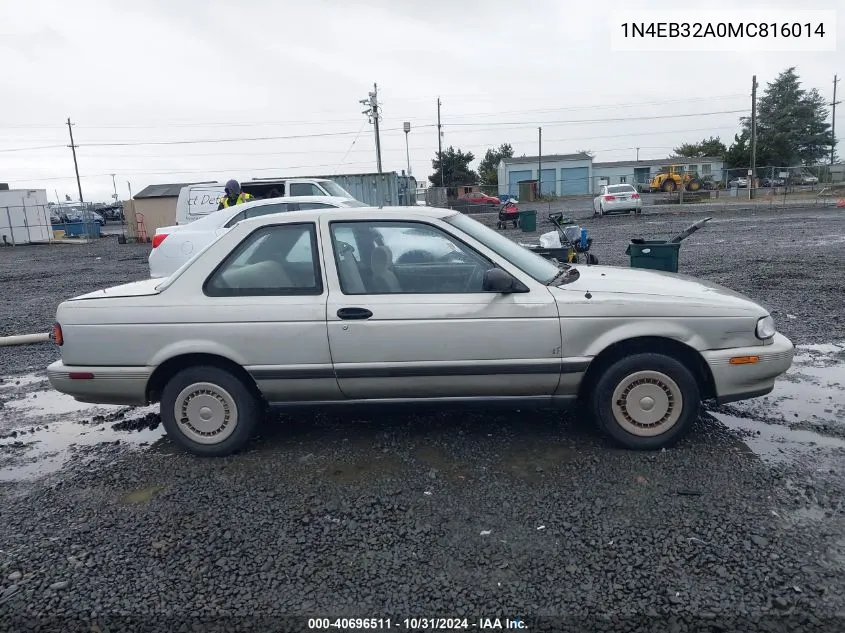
[0,111,745,155]
[0,141,712,183]
[66,124,737,158]
[444,109,748,128]
[0,144,67,153]
[0,93,750,131]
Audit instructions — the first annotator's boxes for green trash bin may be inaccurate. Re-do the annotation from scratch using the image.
[519,209,537,232]
[625,240,680,273]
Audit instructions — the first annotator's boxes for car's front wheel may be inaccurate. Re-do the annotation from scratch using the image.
[160,365,260,457]
[590,353,700,450]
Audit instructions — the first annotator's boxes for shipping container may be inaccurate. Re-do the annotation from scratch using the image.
[271,172,418,207]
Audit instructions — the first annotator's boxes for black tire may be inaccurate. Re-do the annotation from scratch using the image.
[590,353,700,450]
[662,179,676,193]
[160,365,260,457]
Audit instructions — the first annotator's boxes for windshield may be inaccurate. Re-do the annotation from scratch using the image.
[321,181,355,198]
[444,213,560,283]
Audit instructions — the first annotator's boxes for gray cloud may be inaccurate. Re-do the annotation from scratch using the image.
[0,0,841,201]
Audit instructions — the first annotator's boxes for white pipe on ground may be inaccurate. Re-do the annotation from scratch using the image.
[0,333,51,347]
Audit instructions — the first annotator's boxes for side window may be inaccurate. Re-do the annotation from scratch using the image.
[289,183,326,197]
[297,202,336,210]
[224,210,247,228]
[244,203,289,219]
[330,221,494,295]
[223,204,290,228]
[204,223,322,297]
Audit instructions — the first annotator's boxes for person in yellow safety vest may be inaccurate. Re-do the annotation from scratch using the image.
[217,179,253,210]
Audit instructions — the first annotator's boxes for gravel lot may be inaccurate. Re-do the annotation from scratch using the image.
[0,203,844,632]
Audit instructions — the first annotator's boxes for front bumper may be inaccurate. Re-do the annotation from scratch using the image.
[701,332,795,405]
[47,360,152,406]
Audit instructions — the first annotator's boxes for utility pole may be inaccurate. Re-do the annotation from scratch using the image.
[831,74,840,166]
[437,97,444,188]
[538,127,542,199]
[66,118,83,204]
[750,75,758,200]
[403,122,411,176]
[360,84,382,173]
[636,147,640,162]
[110,173,118,202]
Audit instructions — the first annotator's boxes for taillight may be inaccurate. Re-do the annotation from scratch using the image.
[51,323,63,346]
[631,193,640,199]
[151,234,168,248]
[604,195,616,201]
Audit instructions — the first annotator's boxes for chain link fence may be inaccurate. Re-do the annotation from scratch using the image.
[0,203,109,246]
[721,166,832,194]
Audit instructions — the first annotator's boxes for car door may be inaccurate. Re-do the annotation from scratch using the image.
[594,186,606,213]
[185,221,340,402]
[321,217,563,400]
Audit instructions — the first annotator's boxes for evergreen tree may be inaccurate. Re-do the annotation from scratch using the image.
[477,143,514,187]
[429,147,478,188]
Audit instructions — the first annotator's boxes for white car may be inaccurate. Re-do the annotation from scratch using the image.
[48,206,794,457]
[148,196,366,278]
[593,184,643,216]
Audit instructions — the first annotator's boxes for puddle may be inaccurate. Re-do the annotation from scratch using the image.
[0,418,164,482]
[0,379,164,481]
[0,373,48,391]
[710,410,845,464]
[4,389,114,416]
[711,342,845,435]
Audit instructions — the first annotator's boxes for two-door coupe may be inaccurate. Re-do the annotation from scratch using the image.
[47,207,794,456]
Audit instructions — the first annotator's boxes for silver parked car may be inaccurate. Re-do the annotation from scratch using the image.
[47,207,794,457]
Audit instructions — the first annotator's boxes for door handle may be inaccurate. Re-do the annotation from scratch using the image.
[337,307,373,320]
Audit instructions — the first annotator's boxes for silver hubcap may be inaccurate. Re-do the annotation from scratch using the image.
[611,370,683,437]
[173,382,238,445]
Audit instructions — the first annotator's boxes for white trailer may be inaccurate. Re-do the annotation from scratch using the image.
[0,188,52,245]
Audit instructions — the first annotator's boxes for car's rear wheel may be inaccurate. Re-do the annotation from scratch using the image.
[160,366,260,457]
[590,353,700,450]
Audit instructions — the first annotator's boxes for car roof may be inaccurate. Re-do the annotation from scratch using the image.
[234,205,456,229]
[232,195,359,210]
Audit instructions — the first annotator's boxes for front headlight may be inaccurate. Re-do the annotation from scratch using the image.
[756,315,776,340]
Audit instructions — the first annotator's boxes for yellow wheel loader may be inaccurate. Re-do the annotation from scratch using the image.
[649,165,704,193]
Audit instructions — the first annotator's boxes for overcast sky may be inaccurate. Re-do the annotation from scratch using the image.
[1,0,841,202]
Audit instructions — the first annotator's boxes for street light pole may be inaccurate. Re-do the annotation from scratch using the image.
[403,121,411,176]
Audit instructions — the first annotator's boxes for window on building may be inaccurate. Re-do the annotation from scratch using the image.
[687,165,698,173]
[619,176,627,183]
[701,164,712,175]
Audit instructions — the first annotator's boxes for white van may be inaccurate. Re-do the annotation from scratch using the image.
[174,178,357,225]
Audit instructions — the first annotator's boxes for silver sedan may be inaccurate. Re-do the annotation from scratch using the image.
[47,206,794,457]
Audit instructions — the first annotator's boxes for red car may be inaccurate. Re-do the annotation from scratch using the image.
[459,191,501,205]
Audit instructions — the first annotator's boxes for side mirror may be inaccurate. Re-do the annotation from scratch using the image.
[483,268,525,293]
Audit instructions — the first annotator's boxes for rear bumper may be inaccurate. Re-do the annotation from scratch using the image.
[702,333,795,405]
[602,200,642,213]
[47,360,152,406]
